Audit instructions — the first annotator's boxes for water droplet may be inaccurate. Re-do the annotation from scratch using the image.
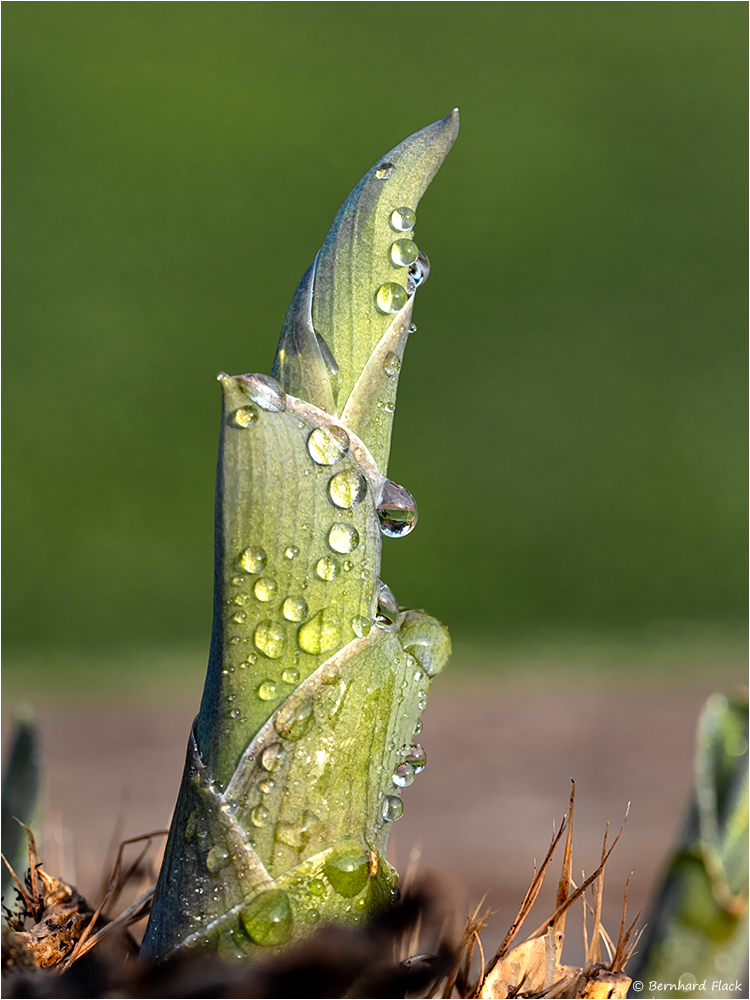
[254,620,286,658]
[391,206,416,232]
[408,323,417,334]
[261,743,286,772]
[393,762,415,788]
[274,696,313,740]
[414,718,423,735]
[238,374,286,412]
[285,546,299,560]
[328,523,359,554]
[351,615,371,638]
[259,778,275,794]
[251,805,270,827]
[238,546,267,574]
[231,405,259,428]
[230,708,240,718]
[323,848,369,898]
[241,889,292,946]
[307,425,350,465]
[328,470,367,509]
[280,597,306,624]
[257,680,278,701]
[231,575,245,586]
[390,238,418,267]
[298,608,341,655]
[232,610,247,623]
[401,614,450,676]
[234,594,249,606]
[282,666,300,684]
[383,352,401,378]
[374,579,399,631]
[404,743,426,773]
[376,481,418,538]
[229,637,241,645]
[409,250,431,288]
[376,282,408,314]
[306,908,321,924]
[254,577,278,602]
[206,846,230,873]
[375,161,395,179]
[382,795,404,822]
[309,877,326,896]
[316,556,340,581]
[384,401,395,413]
[241,653,258,668]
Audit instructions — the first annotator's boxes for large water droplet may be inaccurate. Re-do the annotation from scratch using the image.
[254,621,286,658]
[401,614,451,676]
[375,282,408,314]
[323,848,369,898]
[231,405,259,428]
[274,696,313,740]
[307,425,350,465]
[257,680,278,701]
[393,762,415,788]
[351,615,371,638]
[376,481,418,538]
[390,238,418,267]
[328,470,367,509]
[328,523,359,554]
[261,743,286,772]
[409,250,430,288]
[404,743,426,773]
[254,578,278,602]
[374,580,399,631]
[282,596,308,622]
[298,608,341,654]
[241,889,292,946]
[206,846,230,873]
[238,374,286,412]
[383,352,401,378]
[316,556,340,581]
[382,795,404,822]
[391,207,416,232]
[238,546,267,574]
[251,805,270,827]
[375,162,395,179]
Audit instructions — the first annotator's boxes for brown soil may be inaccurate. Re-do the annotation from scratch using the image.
[2,672,732,968]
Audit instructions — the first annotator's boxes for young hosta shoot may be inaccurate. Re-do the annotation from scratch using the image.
[142,112,458,961]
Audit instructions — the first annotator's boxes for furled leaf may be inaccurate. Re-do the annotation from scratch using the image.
[142,113,456,962]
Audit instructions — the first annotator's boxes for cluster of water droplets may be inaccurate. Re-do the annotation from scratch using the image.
[375,205,431,315]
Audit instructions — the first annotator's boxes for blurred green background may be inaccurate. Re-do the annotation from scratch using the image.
[3,2,746,693]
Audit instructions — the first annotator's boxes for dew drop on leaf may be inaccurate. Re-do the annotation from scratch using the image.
[328,470,367,509]
[328,523,359,554]
[390,238,418,267]
[390,206,416,231]
[383,352,402,378]
[231,405,259,428]
[254,621,286,658]
[382,795,404,822]
[257,680,278,701]
[375,282,408,314]
[307,425,350,465]
[376,481,418,538]
[282,597,308,622]
[240,889,292,946]
[254,578,278,602]
[238,546,267,574]
[316,556,340,581]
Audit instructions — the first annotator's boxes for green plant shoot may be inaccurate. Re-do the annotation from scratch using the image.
[142,111,458,961]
